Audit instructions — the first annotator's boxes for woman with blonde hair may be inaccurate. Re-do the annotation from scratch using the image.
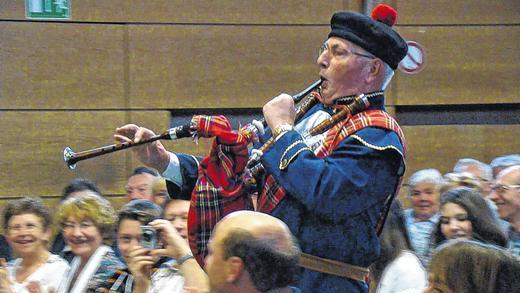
[56,191,125,293]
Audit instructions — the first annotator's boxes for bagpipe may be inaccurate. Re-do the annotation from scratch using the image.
[63,80,373,264]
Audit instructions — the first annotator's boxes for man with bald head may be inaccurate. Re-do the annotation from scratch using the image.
[204,211,301,293]
[488,165,520,255]
[157,211,301,292]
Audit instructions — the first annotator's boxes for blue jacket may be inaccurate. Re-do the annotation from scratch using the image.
[170,95,405,292]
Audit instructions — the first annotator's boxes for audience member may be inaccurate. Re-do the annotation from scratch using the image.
[431,187,507,249]
[51,178,102,261]
[369,201,426,293]
[488,165,520,256]
[56,192,125,292]
[489,154,520,179]
[453,158,492,194]
[163,198,190,240]
[151,177,170,207]
[104,199,206,292]
[425,240,519,293]
[60,178,102,202]
[1,197,69,293]
[441,172,482,194]
[125,166,160,201]
[182,210,301,292]
[450,160,511,232]
[403,169,443,265]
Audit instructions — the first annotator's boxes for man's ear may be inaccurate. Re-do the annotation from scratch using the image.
[366,58,383,84]
[225,256,245,283]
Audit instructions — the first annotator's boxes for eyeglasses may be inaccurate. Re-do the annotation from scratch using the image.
[7,223,41,233]
[62,221,96,232]
[319,43,375,60]
[490,184,520,194]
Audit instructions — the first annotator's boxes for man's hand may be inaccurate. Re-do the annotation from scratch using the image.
[114,124,170,172]
[263,94,296,131]
[149,219,191,260]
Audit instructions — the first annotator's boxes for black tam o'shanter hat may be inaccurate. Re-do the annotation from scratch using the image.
[328,4,408,70]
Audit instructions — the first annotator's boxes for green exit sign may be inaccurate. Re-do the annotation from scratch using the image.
[26,0,71,19]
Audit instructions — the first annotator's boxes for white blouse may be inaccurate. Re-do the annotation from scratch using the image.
[377,251,428,293]
[7,254,70,293]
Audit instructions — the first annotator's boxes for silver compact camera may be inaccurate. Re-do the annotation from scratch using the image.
[140,225,157,249]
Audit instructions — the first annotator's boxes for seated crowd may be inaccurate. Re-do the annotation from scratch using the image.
[0,155,519,292]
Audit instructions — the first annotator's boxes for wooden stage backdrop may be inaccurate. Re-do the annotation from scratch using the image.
[0,0,518,214]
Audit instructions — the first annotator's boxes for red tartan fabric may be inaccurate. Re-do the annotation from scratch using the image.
[187,115,256,264]
[187,111,406,264]
[257,109,406,213]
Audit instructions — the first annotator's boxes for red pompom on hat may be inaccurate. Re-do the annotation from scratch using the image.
[371,4,397,27]
[328,4,407,69]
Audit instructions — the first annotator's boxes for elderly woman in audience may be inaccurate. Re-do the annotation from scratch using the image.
[103,199,207,292]
[425,240,519,293]
[431,187,507,250]
[51,178,103,262]
[56,192,125,293]
[403,169,443,265]
[1,197,69,293]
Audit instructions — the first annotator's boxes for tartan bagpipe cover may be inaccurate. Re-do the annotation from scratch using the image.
[187,110,407,264]
[186,115,256,264]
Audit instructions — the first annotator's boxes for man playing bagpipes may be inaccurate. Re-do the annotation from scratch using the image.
[115,4,408,293]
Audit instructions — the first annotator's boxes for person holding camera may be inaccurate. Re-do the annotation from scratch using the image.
[105,200,208,293]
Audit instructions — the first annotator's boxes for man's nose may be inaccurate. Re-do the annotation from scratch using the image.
[317,52,329,68]
[127,190,138,199]
[487,190,499,201]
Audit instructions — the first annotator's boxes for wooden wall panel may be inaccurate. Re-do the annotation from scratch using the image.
[127,25,328,109]
[117,0,344,24]
[392,26,519,106]
[396,124,520,204]
[0,1,349,24]
[402,125,520,178]
[1,0,519,215]
[4,1,517,25]
[0,22,125,109]
[0,111,129,198]
[396,0,520,25]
